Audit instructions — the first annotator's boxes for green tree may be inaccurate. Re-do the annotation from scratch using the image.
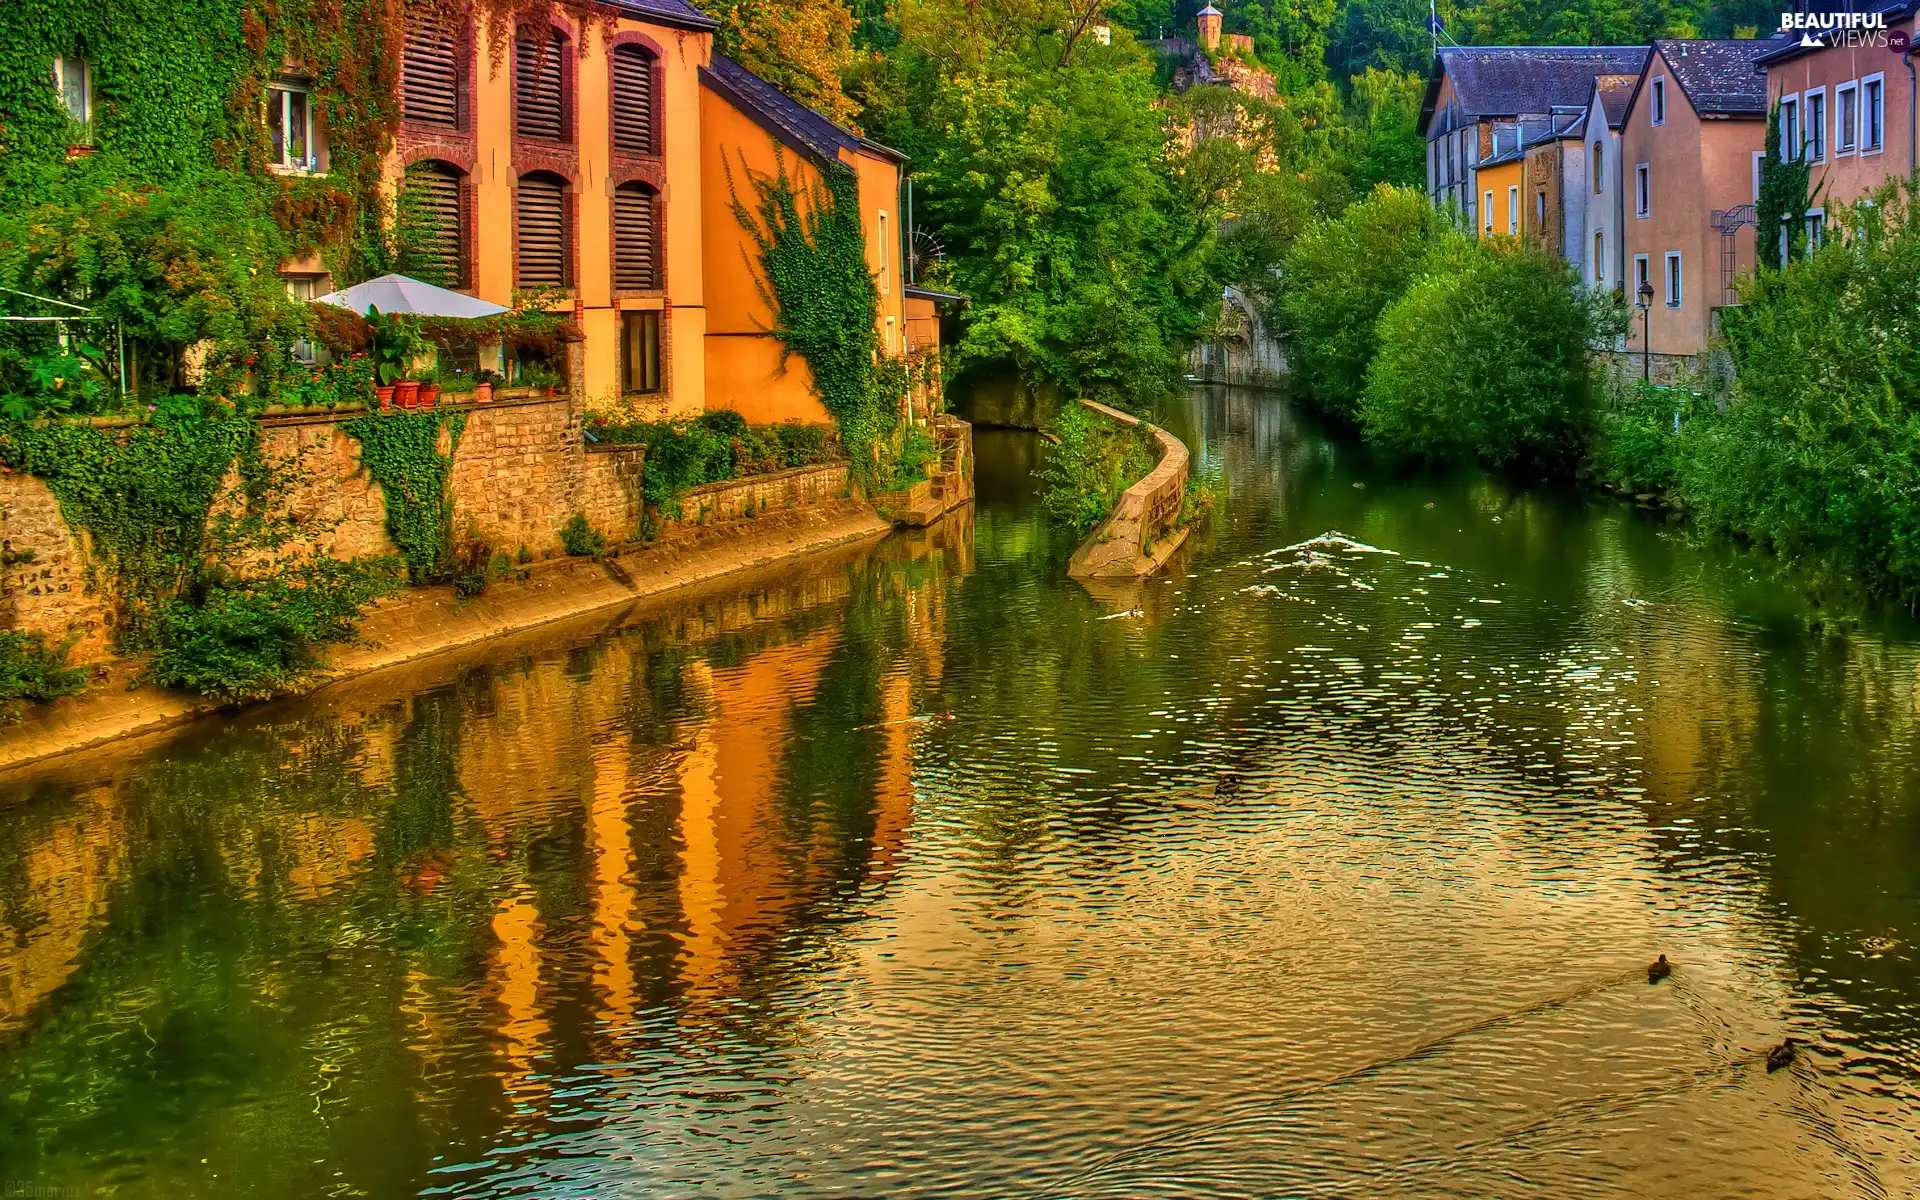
[1277,183,1441,417]
[1349,67,1426,190]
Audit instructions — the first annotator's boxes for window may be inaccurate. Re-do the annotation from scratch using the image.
[1664,252,1682,308]
[1779,95,1800,160]
[1507,185,1518,234]
[610,44,656,155]
[620,310,661,393]
[1752,150,1765,203]
[1652,77,1666,126]
[515,172,569,286]
[1535,190,1546,229]
[1593,232,1605,285]
[1634,253,1650,300]
[1483,190,1493,234]
[1806,88,1826,162]
[1806,209,1825,250]
[877,211,891,293]
[268,80,314,171]
[1837,81,1858,154]
[514,26,567,142]
[1863,75,1884,151]
[1635,163,1650,217]
[885,315,897,354]
[284,275,327,363]
[52,55,89,124]
[406,161,466,288]
[612,182,659,290]
[1592,140,1604,194]
[403,12,464,128]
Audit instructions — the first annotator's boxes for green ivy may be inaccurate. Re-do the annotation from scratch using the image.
[731,157,904,485]
[0,412,257,645]
[343,408,468,584]
[1756,102,1813,272]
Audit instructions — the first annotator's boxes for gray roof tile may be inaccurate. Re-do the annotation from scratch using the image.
[700,53,861,166]
[1651,38,1778,115]
[1428,45,1650,129]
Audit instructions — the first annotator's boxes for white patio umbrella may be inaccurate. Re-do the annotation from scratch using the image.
[314,273,509,319]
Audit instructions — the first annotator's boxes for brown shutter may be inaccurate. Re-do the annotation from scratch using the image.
[610,45,654,155]
[514,31,565,141]
[612,184,656,290]
[403,14,460,128]
[408,163,465,288]
[516,175,568,286]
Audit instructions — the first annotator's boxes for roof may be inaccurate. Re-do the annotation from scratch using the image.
[904,285,967,305]
[607,0,718,32]
[700,53,864,166]
[1632,38,1778,119]
[1755,0,1916,66]
[1421,45,1650,135]
[1591,73,1638,129]
[1197,4,1222,14]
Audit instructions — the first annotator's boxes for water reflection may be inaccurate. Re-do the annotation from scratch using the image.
[0,392,1917,1197]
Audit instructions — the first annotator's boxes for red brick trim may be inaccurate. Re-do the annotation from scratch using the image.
[606,160,665,189]
[459,176,477,291]
[564,187,579,289]
[400,139,477,175]
[510,16,579,168]
[607,178,666,298]
[512,143,578,183]
[605,30,665,159]
[399,11,476,137]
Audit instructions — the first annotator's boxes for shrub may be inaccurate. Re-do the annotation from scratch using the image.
[0,631,88,723]
[559,514,607,558]
[1278,184,1443,418]
[888,427,939,488]
[149,559,397,703]
[1038,403,1155,536]
[1590,381,1710,496]
[588,410,838,511]
[1361,237,1603,468]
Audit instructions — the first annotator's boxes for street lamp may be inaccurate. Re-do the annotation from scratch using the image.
[1636,280,1655,383]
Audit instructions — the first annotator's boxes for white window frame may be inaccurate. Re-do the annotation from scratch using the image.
[1862,73,1885,153]
[1805,86,1826,163]
[1633,253,1650,299]
[1835,80,1858,155]
[1805,207,1825,250]
[268,80,317,173]
[1508,184,1519,233]
[1483,189,1494,234]
[1779,94,1800,161]
[1634,163,1650,218]
[1664,251,1682,309]
[1752,150,1765,203]
[1652,77,1666,126]
[1592,140,1605,194]
[1593,231,1605,285]
[52,55,91,125]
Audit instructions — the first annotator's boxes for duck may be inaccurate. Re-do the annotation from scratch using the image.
[1215,772,1244,798]
[1647,954,1672,984]
[1766,1037,1797,1072]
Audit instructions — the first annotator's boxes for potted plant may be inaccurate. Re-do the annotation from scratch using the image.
[474,368,502,404]
[367,307,423,410]
[522,362,563,397]
[416,363,441,408]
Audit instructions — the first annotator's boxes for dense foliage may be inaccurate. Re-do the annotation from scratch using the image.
[342,408,469,584]
[592,408,837,512]
[1038,402,1156,535]
[1362,237,1611,467]
[0,631,89,723]
[1598,187,1920,604]
[1278,184,1442,418]
[1755,102,1814,272]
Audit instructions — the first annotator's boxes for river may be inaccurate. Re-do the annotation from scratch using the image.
[1,386,1917,1197]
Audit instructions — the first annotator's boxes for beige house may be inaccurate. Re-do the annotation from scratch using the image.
[1619,39,1773,363]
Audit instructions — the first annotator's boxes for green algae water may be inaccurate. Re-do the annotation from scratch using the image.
[2,387,1918,1197]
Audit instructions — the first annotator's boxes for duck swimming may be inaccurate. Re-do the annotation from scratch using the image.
[1766,1038,1797,1072]
[1647,954,1672,984]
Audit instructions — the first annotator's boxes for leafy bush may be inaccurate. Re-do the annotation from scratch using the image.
[1673,184,1920,602]
[149,559,397,703]
[1590,381,1710,496]
[559,514,607,558]
[1278,184,1443,418]
[888,427,939,488]
[1361,237,1605,468]
[589,410,838,510]
[0,631,88,723]
[1038,403,1156,536]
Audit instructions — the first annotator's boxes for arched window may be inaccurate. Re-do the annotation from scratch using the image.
[514,26,568,141]
[516,172,569,286]
[1592,140,1604,194]
[612,182,659,291]
[403,11,465,129]
[406,160,467,287]
[610,44,657,156]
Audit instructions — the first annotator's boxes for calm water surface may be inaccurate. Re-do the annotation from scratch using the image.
[2,388,1918,1197]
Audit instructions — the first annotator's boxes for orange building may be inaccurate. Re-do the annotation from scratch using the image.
[278,0,935,426]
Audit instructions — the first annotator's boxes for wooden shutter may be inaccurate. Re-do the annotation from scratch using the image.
[610,45,654,155]
[403,14,461,127]
[612,185,656,290]
[408,163,465,288]
[514,30,565,141]
[516,175,567,286]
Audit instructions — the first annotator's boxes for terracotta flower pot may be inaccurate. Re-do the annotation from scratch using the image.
[418,383,440,407]
[396,381,420,408]
[475,382,493,404]
[376,384,396,410]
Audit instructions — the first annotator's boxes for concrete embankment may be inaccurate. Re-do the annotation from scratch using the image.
[1066,399,1191,582]
[0,493,891,774]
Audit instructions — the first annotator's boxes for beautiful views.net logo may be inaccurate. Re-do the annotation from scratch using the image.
[1778,10,1904,50]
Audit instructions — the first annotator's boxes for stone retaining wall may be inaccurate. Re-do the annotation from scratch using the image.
[1066,399,1191,580]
